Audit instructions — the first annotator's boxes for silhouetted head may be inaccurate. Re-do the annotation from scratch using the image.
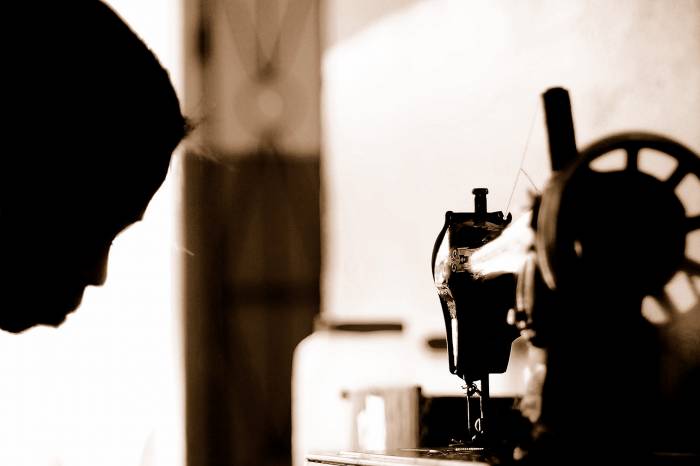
[0,2,188,332]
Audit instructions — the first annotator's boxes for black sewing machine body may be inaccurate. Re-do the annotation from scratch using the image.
[432,188,517,384]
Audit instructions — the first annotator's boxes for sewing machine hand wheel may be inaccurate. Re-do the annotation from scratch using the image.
[535,132,700,323]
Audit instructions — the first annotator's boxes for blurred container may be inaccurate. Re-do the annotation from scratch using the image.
[292,320,409,466]
[292,319,528,466]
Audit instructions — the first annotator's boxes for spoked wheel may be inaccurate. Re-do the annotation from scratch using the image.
[535,132,700,324]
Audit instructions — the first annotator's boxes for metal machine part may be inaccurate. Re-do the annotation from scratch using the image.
[536,133,699,299]
[432,188,517,443]
[432,188,516,382]
[517,130,700,465]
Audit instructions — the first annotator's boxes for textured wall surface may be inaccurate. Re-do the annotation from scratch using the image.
[321,0,700,338]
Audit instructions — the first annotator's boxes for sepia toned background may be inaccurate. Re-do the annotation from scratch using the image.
[1,1,698,466]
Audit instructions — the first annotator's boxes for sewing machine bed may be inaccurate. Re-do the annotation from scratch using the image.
[307,449,700,466]
[307,449,492,466]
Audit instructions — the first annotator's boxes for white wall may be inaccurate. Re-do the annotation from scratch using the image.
[321,0,700,339]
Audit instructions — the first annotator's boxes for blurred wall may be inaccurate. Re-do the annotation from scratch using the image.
[321,0,700,340]
[182,1,321,466]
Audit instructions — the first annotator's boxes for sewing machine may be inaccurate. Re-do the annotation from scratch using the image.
[306,88,700,466]
[431,87,700,465]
